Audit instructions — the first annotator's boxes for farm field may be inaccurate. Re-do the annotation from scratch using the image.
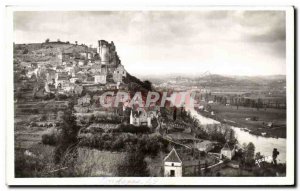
[202,104,286,138]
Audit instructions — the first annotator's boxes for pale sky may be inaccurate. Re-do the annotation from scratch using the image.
[14,11,286,76]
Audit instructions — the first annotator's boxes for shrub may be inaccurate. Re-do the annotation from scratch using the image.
[79,133,169,156]
[55,94,68,100]
[42,132,58,146]
[111,138,123,150]
[116,124,150,134]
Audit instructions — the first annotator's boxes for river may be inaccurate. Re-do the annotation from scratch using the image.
[187,107,286,163]
[232,127,286,163]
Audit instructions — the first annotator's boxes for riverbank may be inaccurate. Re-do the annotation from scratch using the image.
[232,127,286,163]
[187,106,286,163]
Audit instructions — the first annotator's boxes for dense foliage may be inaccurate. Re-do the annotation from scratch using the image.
[79,133,169,157]
[113,124,151,134]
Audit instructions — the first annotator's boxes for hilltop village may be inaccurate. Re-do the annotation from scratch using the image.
[14,39,285,178]
[15,40,127,95]
[14,39,165,129]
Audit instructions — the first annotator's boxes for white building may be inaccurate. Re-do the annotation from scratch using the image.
[94,73,107,84]
[70,77,79,84]
[55,73,69,89]
[220,143,236,160]
[164,148,183,177]
[129,108,159,128]
[129,109,152,127]
[78,60,85,66]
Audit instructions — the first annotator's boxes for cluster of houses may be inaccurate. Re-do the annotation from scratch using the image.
[163,143,236,177]
[160,114,237,177]
[74,91,162,129]
[22,40,127,95]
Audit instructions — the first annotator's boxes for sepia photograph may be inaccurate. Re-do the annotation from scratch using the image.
[5,6,295,186]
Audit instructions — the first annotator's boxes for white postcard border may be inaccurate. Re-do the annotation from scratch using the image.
[5,5,295,186]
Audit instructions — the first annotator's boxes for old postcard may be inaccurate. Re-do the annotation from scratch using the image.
[6,6,295,186]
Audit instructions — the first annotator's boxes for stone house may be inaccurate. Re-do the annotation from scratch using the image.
[113,65,126,83]
[91,64,102,74]
[70,77,79,84]
[55,73,69,89]
[85,76,95,84]
[78,59,85,66]
[77,94,91,106]
[79,52,88,59]
[94,72,107,84]
[45,69,56,84]
[55,65,65,73]
[220,143,236,160]
[73,84,83,95]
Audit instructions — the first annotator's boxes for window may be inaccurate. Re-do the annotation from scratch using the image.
[172,163,174,166]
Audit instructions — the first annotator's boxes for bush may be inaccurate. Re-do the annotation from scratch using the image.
[111,138,123,150]
[30,122,38,127]
[22,48,29,54]
[42,127,60,146]
[43,93,55,100]
[115,124,150,134]
[55,93,68,100]
[79,133,169,156]
[42,132,58,146]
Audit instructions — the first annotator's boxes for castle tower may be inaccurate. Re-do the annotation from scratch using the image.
[98,40,110,65]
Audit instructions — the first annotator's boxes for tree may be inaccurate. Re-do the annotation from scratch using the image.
[151,118,158,129]
[226,129,236,145]
[143,80,152,91]
[54,107,80,165]
[255,152,263,161]
[272,148,280,165]
[22,48,29,54]
[173,107,177,121]
[257,98,263,111]
[45,38,50,43]
[116,150,149,177]
[245,142,255,166]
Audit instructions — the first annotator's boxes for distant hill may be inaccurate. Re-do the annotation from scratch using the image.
[139,73,286,91]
